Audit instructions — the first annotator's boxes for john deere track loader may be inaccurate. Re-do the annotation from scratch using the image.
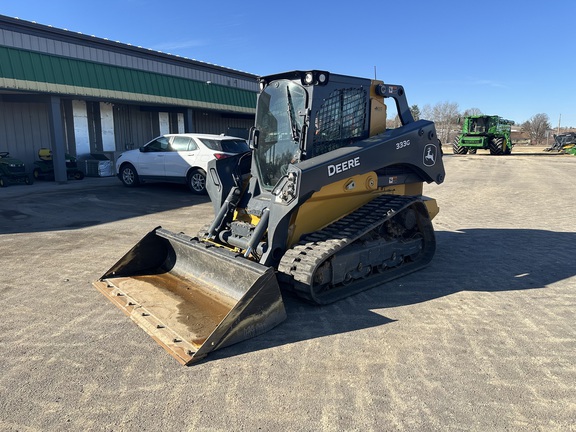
[94,70,445,365]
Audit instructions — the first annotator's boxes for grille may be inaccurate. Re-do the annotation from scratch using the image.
[6,165,25,173]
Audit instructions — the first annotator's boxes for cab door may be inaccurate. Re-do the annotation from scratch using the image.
[164,135,199,178]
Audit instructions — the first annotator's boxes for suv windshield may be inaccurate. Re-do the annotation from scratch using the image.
[254,79,307,190]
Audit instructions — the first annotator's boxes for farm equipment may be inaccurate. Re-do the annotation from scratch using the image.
[0,151,33,187]
[543,132,576,154]
[453,115,514,155]
[33,148,85,180]
[94,70,446,365]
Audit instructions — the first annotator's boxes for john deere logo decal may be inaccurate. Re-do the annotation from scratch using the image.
[423,144,437,166]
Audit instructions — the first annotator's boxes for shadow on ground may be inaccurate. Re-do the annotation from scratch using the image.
[206,227,576,364]
[0,181,209,234]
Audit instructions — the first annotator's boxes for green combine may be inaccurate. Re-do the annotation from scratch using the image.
[453,115,514,155]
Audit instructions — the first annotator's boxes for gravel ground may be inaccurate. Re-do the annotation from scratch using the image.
[1,147,575,431]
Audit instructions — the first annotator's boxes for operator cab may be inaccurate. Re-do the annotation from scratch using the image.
[251,71,371,191]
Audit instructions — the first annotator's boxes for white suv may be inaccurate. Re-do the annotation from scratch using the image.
[116,133,250,194]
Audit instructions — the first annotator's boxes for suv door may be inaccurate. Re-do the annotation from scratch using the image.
[164,135,199,178]
[139,136,170,176]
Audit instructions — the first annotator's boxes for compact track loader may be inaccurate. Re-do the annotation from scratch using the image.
[94,70,446,365]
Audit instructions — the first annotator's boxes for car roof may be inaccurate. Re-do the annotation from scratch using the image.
[163,133,245,140]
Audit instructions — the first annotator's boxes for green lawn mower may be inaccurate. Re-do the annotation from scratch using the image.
[33,148,85,181]
[0,151,33,187]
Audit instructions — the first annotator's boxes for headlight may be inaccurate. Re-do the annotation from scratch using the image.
[302,71,329,86]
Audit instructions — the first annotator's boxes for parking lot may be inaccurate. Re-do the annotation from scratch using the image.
[1,149,575,431]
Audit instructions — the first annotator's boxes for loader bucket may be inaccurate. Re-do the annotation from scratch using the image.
[93,227,286,365]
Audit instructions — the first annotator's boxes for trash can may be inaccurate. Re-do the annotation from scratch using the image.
[83,153,114,177]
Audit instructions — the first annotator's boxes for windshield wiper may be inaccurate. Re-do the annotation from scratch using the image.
[286,87,300,142]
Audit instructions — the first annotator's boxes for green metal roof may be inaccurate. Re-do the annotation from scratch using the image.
[0,46,256,113]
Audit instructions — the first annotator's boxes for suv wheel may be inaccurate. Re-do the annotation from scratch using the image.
[120,163,140,187]
[188,168,207,194]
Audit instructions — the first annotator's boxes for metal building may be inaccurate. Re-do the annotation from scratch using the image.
[0,14,258,182]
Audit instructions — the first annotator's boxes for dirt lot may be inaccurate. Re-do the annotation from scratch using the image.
[1,148,575,431]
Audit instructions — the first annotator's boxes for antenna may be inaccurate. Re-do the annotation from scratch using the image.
[374,66,377,80]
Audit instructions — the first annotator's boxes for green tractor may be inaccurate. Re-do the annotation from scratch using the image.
[0,151,33,187]
[453,115,514,155]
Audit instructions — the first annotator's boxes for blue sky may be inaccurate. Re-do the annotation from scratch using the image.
[2,0,575,126]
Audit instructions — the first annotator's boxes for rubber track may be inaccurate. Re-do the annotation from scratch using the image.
[278,194,428,303]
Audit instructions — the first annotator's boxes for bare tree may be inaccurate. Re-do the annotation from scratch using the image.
[462,107,483,117]
[387,115,401,129]
[429,101,460,144]
[522,113,551,145]
[421,104,433,121]
[387,105,420,128]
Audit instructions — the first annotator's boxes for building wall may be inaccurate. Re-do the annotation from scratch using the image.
[0,26,258,92]
[0,45,257,113]
[0,15,257,174]
[72,100,90,157]
[0,98,51,166]
[159,112,170,136]
[0,95,255,169]
[113,104,159,151]
[194,111,254,136]
[101,102,115,152]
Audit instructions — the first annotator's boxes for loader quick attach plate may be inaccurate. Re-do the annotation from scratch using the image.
[93,227,286,365]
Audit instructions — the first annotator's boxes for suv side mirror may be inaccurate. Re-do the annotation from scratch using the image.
[248,127,259,149]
